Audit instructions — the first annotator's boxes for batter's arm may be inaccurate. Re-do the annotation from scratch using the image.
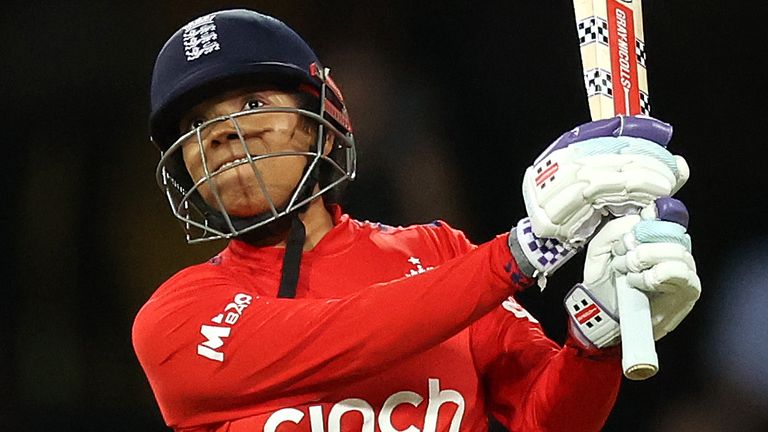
[471,301,621,432]
[132,233,532,428]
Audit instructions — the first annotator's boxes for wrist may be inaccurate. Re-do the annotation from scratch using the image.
[507,226,537,277]
[565,332,622,360]
[510,218,579,289]
[495,233,536,292]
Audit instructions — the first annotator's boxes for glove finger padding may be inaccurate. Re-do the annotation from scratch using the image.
[671,155,690,194]
[612,243,695,275]
[523,116,689,244]
[626,260,701,340]
[624,260,698,294]
[565,198,700,348]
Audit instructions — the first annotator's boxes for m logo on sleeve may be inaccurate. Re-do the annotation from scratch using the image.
[197,293,252,362]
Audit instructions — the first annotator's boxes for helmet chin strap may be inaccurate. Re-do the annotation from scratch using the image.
[277,212,306,299]
[276,123,329,299]
[275,170,318,299]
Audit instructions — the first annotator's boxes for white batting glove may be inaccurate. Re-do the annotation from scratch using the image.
[565,198,701,349]
[522,116,689,245]
[509,116,689,286]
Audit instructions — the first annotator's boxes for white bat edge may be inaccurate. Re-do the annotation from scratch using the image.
[615,273,658,380]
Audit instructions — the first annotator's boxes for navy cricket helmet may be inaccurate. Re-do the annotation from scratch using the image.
[150,9,356,244]
[150,9,352,149]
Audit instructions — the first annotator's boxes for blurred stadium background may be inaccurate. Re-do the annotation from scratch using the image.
[3,1,766,430]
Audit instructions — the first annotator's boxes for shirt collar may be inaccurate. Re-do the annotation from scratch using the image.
[224,205,358,263]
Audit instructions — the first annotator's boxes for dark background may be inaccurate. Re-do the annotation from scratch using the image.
[3,1,767,431]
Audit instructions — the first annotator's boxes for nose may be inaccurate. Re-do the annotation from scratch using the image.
[212,132,241,146]
[206,120,243,147]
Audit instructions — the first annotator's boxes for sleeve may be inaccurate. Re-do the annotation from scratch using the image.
[426,219,477,258]
[132,234,535,428]
[470,296,621,432]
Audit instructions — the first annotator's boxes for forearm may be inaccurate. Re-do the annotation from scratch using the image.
[247,234,533,388]
[516,341,621,432]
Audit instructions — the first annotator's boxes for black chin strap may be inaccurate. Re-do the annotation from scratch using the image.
[277,212,307,299]
[274,143,324,299]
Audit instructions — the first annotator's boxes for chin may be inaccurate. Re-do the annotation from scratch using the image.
[225,203,270,218]
[215,189,294,218]
[208,193,266,218]
[197,177,289,218]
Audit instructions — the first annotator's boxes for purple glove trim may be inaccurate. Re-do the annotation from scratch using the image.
[654,197,689,228]
[542,116,674,159]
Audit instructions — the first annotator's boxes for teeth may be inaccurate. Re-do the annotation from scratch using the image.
[218,157,250,171]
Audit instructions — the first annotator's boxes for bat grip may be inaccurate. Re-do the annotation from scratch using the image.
[615,273,659,380]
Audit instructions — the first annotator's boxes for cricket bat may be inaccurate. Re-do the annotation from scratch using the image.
[573,0,658,380]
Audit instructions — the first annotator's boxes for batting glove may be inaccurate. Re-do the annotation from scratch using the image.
[522,116,689,245]
[565,198,701,349]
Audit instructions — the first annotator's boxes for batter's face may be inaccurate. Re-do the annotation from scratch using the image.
[179,87,320,217]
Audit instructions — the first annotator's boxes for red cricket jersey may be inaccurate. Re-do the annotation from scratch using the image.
[133,207,621,431]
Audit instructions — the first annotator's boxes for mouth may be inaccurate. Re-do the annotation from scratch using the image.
[213,156,254,173]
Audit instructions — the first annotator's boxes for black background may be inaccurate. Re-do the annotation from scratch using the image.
[3,1,767,431]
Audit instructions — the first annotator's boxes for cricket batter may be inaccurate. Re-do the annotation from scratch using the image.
[133,9,700,432]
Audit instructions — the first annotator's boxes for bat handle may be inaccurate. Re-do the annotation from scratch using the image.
[615,273,659,380]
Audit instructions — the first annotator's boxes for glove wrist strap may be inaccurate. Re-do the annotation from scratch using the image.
[513,218,578,289]
[564,284,621,349]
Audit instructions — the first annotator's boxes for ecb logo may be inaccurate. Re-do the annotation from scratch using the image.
[183,13,221,61]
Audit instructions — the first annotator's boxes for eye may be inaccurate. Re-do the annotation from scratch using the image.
[189,119,205,130]
[244,99,265,110]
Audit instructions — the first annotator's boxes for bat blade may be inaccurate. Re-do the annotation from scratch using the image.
[574,0,649,121]
[573,0,659,381]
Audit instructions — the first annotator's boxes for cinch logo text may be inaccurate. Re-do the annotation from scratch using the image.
[265,378,465,432]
